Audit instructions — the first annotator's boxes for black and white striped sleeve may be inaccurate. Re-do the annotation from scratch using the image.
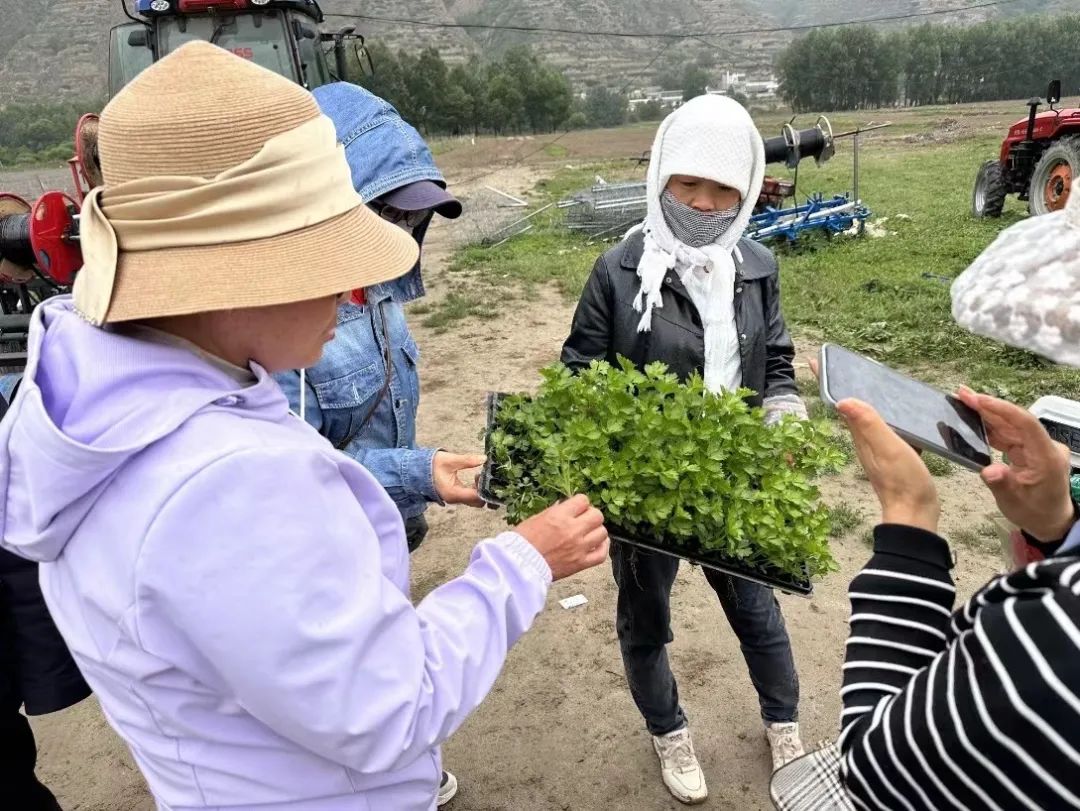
[839,524,956,748]
[838,526,1080,810]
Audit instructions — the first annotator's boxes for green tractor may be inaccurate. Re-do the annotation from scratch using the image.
[112,0,368,97]
[0,0,371,365]
[77,0,369,195]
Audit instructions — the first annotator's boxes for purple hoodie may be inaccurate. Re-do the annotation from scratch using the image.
[0,297,552,810]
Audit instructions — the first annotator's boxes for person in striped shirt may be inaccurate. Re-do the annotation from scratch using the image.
[834,390,1080,811]
[772,187,1080,810]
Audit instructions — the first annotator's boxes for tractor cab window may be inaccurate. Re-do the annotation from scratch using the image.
[291,17,332,89]
[157,12,297,83]
[108,24,155,97]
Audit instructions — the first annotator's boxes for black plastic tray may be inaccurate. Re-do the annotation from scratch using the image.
[478,393,813,597]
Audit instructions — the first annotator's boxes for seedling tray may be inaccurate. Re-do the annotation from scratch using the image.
[478,393,813,597]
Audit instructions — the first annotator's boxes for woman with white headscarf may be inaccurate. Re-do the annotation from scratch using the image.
[561,95,807,804]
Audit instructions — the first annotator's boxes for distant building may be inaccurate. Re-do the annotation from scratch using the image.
[705,74,780,101]
[717,70,744,91]
[628,89,685,111]
[629,72,780,110]
[741,78,780,99]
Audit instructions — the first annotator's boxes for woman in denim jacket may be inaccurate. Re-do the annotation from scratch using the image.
[274,83,485,807]
[276,84,484,555]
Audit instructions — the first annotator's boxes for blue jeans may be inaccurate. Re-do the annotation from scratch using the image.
[404,514,429,554]
[611,542,799,736]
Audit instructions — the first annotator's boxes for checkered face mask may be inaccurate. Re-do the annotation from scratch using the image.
[660,189,741,248]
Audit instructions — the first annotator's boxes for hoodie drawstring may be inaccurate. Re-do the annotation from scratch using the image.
[300,368,306,422]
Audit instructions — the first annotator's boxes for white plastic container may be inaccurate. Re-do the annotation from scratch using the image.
[999,396,1080,571]
[1030,395,1080,473]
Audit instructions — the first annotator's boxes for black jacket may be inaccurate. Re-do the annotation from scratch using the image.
[560,231,798,407]
[0,377,90,717]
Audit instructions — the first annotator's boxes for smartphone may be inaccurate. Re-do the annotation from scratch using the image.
[818,343,992,472]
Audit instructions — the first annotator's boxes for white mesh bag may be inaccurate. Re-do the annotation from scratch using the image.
[952,181,1080,367]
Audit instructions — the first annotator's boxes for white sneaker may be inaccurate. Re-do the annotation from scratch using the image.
[766,722,805,771]
[437,770,458,806]
[652,727,708,804]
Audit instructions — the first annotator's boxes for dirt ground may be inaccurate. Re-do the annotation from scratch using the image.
[16,158,1011,811]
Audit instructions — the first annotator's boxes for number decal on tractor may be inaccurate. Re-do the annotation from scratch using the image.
[231,47,254,59]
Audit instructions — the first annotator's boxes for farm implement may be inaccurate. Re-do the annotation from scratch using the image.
[556,118,889,246]
[745,193,871,243]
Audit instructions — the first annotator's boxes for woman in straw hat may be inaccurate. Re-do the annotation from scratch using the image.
[0,42,608,811]
[770,186,1080,810]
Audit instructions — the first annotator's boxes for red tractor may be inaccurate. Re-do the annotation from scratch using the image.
[973,79,1080,218]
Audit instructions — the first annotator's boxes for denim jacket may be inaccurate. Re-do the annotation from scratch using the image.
[275,82,453,520]
[313,81,446,307]
[274,289,438,521]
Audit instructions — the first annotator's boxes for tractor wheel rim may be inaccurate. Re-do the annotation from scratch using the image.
[1045,163,1073,211]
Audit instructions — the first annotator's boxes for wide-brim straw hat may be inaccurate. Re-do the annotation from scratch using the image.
[80,41,418,324]
[952,183,1080,368]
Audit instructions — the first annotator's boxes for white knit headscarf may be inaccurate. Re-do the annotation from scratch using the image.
[627,95,765,394]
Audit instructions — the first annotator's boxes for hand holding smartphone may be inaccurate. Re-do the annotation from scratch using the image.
[818,344,991,472]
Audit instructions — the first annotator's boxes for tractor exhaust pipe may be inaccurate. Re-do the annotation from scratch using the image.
[333,26,356,82]
[1026,96,1041,142]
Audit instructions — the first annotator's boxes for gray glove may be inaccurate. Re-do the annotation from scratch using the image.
[763,393,808,427]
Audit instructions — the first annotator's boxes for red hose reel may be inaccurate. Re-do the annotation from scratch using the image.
[0,192,82,287]
[0,114,95,288]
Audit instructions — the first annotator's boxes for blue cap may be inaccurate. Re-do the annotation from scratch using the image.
[312,82,461,219]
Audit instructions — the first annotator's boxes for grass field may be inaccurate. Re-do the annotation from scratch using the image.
[428,123,1080,404]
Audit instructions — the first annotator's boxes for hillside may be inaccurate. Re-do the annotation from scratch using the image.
[0,0,1065,103]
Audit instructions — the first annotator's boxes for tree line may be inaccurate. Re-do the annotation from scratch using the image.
[351,43,668,136]
[351,44,574,136]
[777,14,1080,112]
[9,14,1080,167]
[0,100,101,168]
[0,44,621,166]
[2,43,731,167]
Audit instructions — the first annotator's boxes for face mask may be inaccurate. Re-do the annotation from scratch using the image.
[661,189,741,248]
[368,205,430,284]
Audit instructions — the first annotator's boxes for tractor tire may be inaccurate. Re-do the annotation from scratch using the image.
[1029,136,1080,216]
[972,160,1006,218]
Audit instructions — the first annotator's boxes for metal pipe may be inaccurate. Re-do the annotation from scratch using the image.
[832,122,892,139]
[853,131,860,204]
[493,202,555,233]
[490,224,534,248]
[484,186,528,207]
